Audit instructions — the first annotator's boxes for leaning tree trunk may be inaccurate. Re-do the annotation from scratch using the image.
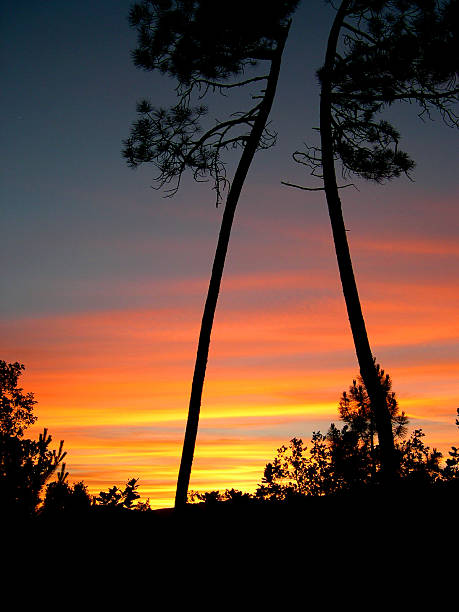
[319,0,397,482]
[175,26,290,508]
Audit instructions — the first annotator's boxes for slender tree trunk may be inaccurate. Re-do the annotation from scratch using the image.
[319,0,396,482]
[174,25,291,508]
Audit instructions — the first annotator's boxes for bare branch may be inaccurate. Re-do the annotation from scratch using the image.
[195,75,269,90]
[342,21,377,44]
[281,181,325,191]
[281,181,357,191]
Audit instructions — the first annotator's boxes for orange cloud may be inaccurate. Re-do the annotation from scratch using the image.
[2,254,458,508]
[353,237,459,257]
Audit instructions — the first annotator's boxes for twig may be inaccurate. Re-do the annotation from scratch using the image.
[281,180,357,191]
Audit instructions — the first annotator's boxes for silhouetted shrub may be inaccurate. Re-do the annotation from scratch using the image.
[0,361,66,517]
[96,478,141,509]
[42,480,92,515]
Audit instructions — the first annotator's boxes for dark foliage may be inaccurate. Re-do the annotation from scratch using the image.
[96,477,141,509]
[43,479,92,515]
[0,429,67,516]
[0,360,37,437]
[299,0,459,183]
[42,477,154,515]
[123,0,299,202]
[0,361,66,517]
[437,407,459,482]
[188,488,252,505]
[255,425,450,501]
[184,377,457,507]
[128,0,300,81]
[338,363,408,474]
[256,372,457,501]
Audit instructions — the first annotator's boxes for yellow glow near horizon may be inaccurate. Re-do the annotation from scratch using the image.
[3,254,458,509]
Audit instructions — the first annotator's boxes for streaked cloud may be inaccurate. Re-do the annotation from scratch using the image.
[3,242,457,507]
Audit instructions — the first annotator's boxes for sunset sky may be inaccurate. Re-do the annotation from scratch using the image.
[2,0,458,508]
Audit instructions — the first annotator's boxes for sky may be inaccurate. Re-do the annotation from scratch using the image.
[1,0,458,508]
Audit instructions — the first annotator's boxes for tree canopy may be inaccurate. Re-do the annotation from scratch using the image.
[128,0,300,80]
[299,0,459,184]
[123,0,299,202]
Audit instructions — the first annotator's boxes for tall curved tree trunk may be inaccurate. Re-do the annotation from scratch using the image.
[319,0,396,482]
[175,25,290,508]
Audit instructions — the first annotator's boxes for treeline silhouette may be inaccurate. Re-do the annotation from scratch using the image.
[2,360,457,529]
[190,370,459,504]
[0,360,150,520]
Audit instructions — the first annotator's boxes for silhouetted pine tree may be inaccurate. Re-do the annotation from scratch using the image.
[286,0,458,481]
[123,0,299,507]
[338,363,408,477]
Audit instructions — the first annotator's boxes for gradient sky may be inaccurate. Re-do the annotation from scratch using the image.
[2,0,458,508]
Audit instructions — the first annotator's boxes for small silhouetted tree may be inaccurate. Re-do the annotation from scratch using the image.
[124,0,299,507]
[256,435,338,500]
[285,0,458,481]
[397,429,443,485]
[96,478,141,509]
[338,363,408,477]
[43,477,92,515]
[0,360,67,516]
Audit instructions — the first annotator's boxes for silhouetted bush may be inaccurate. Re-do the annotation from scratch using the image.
[0,361,66,517]
[42,480,92,516]
[96,478,141,509]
